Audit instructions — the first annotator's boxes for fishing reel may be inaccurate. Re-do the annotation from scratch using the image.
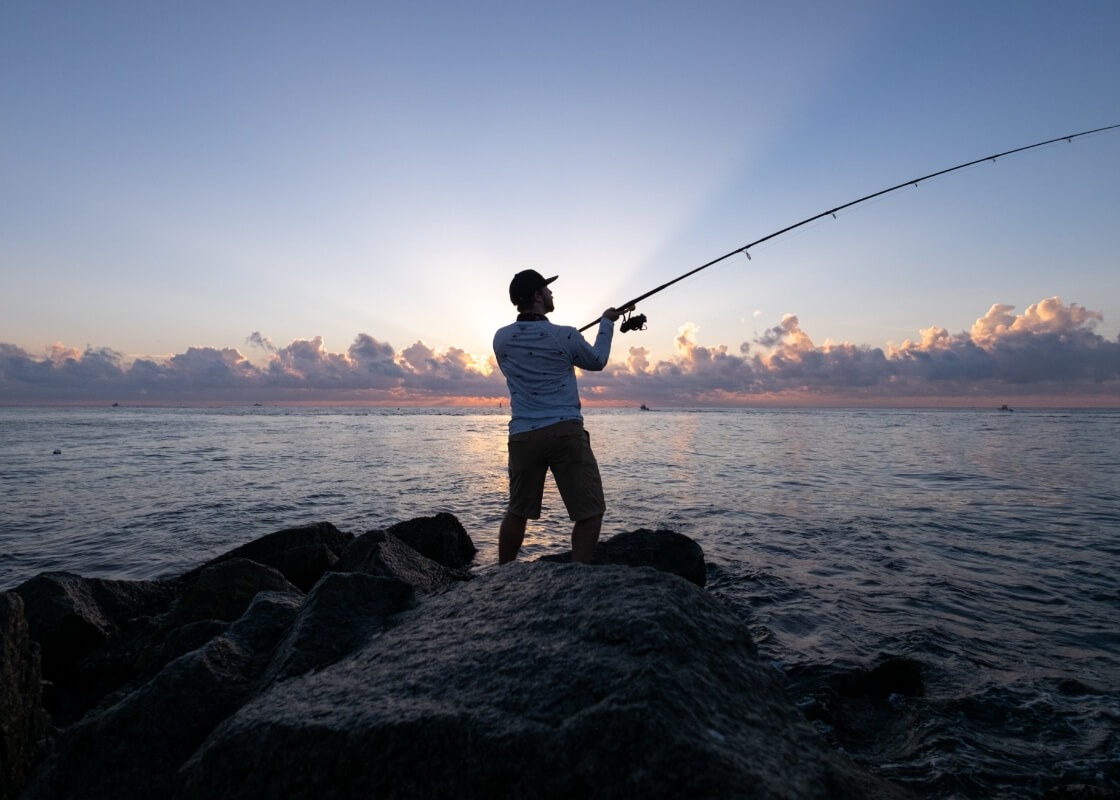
[619,309,647,333]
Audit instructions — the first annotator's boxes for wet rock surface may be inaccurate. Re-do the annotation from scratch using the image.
[0,593,49,798]
[385,512,477,569]
[538,527,706,586]
[4,518,913,799]
[176,562,908,800]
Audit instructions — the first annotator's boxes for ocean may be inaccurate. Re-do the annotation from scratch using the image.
[1,405,1117,798]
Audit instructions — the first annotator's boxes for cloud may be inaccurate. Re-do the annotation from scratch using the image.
[1,298,1117,406]
[0,334,502,405]
[579,296,1120,405]
[245,331,278,353]
[968,298,1102,347]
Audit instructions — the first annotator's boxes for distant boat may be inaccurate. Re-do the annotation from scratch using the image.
[112,402,119,407]
[639,404,650,411]
[999,404,1013,412]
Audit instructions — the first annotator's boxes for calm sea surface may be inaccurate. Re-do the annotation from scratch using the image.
[1,406,1118,798]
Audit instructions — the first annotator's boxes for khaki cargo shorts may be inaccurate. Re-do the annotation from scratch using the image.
[507,419,606,522]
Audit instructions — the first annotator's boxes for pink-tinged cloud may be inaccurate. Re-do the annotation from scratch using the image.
[579,297,1120,406]
[1,297,1117,406]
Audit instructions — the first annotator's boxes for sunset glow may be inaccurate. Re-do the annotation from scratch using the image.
[1,2,1117,407]
[2,296,1116,407]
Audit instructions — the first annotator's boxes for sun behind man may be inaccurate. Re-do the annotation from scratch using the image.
[492,269,621,564]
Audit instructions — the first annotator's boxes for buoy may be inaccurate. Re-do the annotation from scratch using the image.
[53,449,61,455]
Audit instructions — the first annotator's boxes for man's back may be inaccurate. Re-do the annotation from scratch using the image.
[493,316,613,434]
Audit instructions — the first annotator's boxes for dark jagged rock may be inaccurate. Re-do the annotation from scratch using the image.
[0,593,49,799]
[794,657,925,704]
[334,529,472,594]
[264,572,414,685]
[35,560,298,725]
[59,614,164,723]
[538,528,707,587]
[786,657,927,772]
[386,512,478,569]
[22,591,303,800]
[178,521,353,593]
[15,518,911,799]
[148,619,231,671]
[123,559,302,687]
[162,557,302,629]
[12,573,180,684]
[1043,786,1120,799]
[175,563,909,800]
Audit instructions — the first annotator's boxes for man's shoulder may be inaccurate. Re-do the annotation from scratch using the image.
[495,319,543,354]
[495,318,572,337]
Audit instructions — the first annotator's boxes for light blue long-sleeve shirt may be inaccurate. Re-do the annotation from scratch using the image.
[493,316,614,434]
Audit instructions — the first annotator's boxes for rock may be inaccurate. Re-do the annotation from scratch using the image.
[122,558,302,687]
[58,614,165,723]
[1043,787,1120,799]
[175,563,909,800]
[15,524,911,799]
[539,528,707,587]
[179,521,353,592]
[263,572,414,685]
[12,573,180,684]
[334,530,471,594]
[148,619,231,671]
[789,658,926,764]
[21,591,303,800]
[0,592,50,799]
[11,561,296,726]
[162,558,302,629]
[386,512,478,569]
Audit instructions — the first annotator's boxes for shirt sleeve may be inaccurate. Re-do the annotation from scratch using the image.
[565,317,614,371]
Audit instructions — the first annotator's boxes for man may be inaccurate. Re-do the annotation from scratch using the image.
[493,269,620,564]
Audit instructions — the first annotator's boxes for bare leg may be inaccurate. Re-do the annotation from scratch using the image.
[499,512,528,564]
[571,514,603,564]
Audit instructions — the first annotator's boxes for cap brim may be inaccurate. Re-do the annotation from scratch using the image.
[544,275,558,285]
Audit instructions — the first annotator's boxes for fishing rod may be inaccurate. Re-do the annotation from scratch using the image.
[580,123,1120,333]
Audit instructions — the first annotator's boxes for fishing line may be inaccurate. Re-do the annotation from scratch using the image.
[580,123,1120,333]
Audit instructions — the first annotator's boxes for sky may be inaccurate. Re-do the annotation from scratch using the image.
[2,0,1118,406]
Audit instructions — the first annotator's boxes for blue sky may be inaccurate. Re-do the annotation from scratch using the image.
[2,1,1118,405]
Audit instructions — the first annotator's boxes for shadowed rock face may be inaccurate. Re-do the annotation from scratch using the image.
[175,564,908,800]
[22,591,304,800]
[334,529,472,593]
[263,572,414,686]
[386,512,477,569]
[0,593,49,798]
[7,519,913,800]
[12,573,180,684]
[178,521,354,593]
[539,528,707,587]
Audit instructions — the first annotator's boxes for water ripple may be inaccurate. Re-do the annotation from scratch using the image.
[1,405,1117,797]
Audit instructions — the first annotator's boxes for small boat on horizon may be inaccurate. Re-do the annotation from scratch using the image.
[639,403,650,411]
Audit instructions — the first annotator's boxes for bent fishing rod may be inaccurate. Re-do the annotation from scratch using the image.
[580,123,1120,334]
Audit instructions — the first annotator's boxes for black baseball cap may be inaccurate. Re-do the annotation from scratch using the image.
[509,269,558,305]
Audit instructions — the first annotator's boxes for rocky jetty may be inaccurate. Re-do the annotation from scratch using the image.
[1,513,911,799]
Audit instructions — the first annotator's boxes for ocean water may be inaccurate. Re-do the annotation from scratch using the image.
[1,405,1118,798]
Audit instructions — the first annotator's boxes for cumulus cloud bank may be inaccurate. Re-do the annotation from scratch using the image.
[581,297,1119,405]
[1,297,1117,405]
[0,335,502,405]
